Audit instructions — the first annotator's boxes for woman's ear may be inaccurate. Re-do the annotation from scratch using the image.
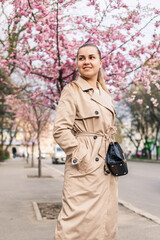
[100,60,103,68]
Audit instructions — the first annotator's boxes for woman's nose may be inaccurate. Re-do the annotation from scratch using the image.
[84,58,90,64]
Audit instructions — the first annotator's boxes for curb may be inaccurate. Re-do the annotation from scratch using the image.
[127,159,160,164]
[32,201,43,221]
[33,198,160,225]
[119,199,160,225]
[32,201,61,221]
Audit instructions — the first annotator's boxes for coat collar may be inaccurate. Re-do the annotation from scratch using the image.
[76,76,94,91]
[75,76,115,115]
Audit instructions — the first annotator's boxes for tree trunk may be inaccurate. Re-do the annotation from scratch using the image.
[26,144,29,163]
[0,98,5,153]
[31,142,34,167]
[156,146,159,160]
[155,126,159,160]
[37,134,41,177]
[148,148,152,159]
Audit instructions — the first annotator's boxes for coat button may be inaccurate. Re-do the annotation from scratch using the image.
[73,159,77,164]
[95,157,99,161]
[93,135,97,140]
[95,110,99,115]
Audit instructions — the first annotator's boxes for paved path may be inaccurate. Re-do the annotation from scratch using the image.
[0,158,160,240]
[119,161,160,218]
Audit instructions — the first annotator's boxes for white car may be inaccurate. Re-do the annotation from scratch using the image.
[52,144,66,164]
[37,152,46,159]
[41,152,46,159]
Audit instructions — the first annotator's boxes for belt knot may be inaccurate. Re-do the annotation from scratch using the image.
[103,126,117,142]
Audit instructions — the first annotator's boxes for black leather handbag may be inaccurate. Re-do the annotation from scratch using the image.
[106,142,128,176]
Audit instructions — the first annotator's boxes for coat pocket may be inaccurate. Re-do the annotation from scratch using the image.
[75,106,100,120]
[69,147,91,175]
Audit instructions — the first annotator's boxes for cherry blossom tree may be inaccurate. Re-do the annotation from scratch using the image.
[0,0,159,107]
[19,115,36,165]
[116,79,160,159]
[6,94,52,177]
[0,68,20,160]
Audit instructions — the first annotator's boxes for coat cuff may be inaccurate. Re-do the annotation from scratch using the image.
[71,143,88,165]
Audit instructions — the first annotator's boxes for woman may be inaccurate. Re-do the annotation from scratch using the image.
[53,43,118,240]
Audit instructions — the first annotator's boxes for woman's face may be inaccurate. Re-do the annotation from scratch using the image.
[77,46,102,80]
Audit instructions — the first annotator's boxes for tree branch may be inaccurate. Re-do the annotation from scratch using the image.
[27,0,37,23]
[108,14,160,55]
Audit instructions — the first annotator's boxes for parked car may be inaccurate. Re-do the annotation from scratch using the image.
[41,152,46,159]
[52,144,66,164]
[37,152,46,159]
[131,150,143,158]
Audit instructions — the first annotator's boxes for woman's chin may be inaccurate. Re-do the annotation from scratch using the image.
[80,73,95,79]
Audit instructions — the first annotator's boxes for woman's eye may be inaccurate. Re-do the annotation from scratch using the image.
[90,56,95,59]
[79,57,84,60]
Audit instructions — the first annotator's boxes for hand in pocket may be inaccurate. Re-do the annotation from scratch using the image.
[78,150,90,173]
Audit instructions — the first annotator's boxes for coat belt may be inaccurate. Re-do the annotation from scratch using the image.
[75,126,117,159]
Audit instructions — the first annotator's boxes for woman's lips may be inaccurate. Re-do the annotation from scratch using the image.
[83,67,92,69]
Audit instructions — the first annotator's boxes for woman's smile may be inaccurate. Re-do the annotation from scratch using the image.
[83,66,92,70]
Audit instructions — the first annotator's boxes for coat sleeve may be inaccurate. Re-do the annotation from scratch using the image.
[53,84,88,165]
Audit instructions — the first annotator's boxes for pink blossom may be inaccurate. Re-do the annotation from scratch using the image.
[0,0,159,109]
[137,99,143,104]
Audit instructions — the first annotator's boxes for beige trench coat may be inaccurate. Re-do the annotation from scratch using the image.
[53,77,118,240]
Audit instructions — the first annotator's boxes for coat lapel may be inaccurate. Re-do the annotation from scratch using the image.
[91,84,115,115]
[75,76,115,115]
[75,76,93,91]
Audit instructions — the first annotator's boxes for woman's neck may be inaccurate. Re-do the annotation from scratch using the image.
[81,75,99,90]
[87,79,98,90]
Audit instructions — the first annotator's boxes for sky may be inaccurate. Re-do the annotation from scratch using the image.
[126,0,160,8]
[67,0,160,44]
[125,0,160,41]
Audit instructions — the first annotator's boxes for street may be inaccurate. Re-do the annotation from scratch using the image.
[44,159,160,219]
[0,158,160,240]
[118,161,160,219]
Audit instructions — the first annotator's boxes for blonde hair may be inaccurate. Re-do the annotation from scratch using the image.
[97,69,110,95]
[77,43,110,95]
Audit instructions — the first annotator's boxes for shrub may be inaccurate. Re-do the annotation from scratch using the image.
[0,148,10,161]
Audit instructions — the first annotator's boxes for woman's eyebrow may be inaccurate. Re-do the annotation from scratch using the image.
[79,54,96,57]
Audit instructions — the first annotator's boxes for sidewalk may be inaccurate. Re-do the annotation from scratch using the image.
[0,158,160,240]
